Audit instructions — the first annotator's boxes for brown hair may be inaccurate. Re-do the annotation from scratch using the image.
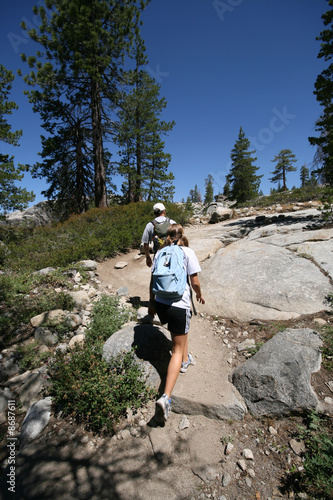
[163,224,189,247]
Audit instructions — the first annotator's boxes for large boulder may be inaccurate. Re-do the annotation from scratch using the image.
[102,322,172,390]
[4,201,58,227]
[200,237,332,322]
[232,328,323,417]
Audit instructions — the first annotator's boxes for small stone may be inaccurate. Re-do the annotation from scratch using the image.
[243,448,254,460]
[114,262,128,269]
[290,439,306,455]
[324,396,333,405]
[225,442,234,455]
[248,468,255,478]
[269,426,278,436]
[245,477,252,487]
[179,416,190,431]
[237,338,256,352]
[222,472,231,487]
[237,459,247,471]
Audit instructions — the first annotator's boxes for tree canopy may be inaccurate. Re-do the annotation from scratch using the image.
[269,149,297,191]
[0,65,35,214]
[308,0,333,185]
[228,127,262,203]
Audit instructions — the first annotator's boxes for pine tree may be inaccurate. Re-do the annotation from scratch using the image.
[270,149,297,191]
[229,127,262,203]
[20,0,149,209]
[0,65,35,214]
[189,185,202,202]
[115,68,175,202]
[204,174,214,204]
[300,164,310,187]
[308,0,333,185]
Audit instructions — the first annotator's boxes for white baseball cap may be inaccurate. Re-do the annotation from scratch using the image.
[153,203,166,213]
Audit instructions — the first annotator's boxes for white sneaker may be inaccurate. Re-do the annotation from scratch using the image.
[156,394,171,422]
[180,353,195,373]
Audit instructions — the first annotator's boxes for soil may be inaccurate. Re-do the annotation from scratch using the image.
[0,233,332,500]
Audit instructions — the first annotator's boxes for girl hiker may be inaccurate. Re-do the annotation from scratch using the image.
[148,224,205,422]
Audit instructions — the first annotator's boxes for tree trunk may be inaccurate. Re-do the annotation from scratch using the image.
[91,79,107,208]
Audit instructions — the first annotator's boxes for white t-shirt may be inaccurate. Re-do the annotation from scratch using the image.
[152,245,201,310]
[141,216,177,244]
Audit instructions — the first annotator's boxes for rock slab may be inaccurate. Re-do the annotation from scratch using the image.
[232,328,323,417]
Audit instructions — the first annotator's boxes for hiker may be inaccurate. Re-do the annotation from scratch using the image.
[148,224,205,422]
[141,203,176,267]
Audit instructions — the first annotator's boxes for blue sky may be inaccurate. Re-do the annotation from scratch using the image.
[0,0,329,206]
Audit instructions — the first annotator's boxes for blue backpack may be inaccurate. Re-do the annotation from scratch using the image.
[152,245,187,300]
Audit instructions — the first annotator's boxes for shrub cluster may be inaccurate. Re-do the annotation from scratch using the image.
[49,295,155,434]
[0,202,190,272]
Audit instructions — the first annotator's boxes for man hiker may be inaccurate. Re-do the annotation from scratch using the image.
[141,203,176,267]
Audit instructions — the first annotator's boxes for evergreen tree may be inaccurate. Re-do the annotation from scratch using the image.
[20,0,149,209]
[270,149,297,191]
[300,164,310,187]
[229,127,262,203]
[204,174,214,204]
[115,68,175,202]
[308,0,333,185]
[223,175,231,199]
[0,65,35,214]
[189,184,201,202]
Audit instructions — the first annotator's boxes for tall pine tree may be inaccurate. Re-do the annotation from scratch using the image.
[229,127,262,203]
[269,149,297,191]
[20,0,149,208]
[204,174,214,204]
[308,0,333,185]
[0,65,35,214]
[115,68,175,202]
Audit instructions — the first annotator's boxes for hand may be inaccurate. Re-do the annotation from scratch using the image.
[196,295,205,304]
[146,255,152,267]
[148,302,156,317]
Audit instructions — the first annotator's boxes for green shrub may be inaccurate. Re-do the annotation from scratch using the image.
[284,412,333,499]
[86,295,131,343]
[14,341,50,371]
[0,270,76,346]
[1,202,190,272]
[50,344,154,433]
[49,295,154,434]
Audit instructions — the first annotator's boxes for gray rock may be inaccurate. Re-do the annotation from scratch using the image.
[117,286,129,297]
[20,397,52,450]
[32,267,56,276]
[16,370,50,410]
[68,290,90,308]
[77,260,98,270]
[201,238,332,322]
[34,327,59,346]
[209,207,233,223]
[103,322,172,389]
[232,328,323,417]
[0,388,15,412]
[30,309,67,328]
[0,354,20,383]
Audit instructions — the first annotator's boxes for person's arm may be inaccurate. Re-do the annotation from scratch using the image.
[144,243,152,267]
[190,273,205,304]
[148,274,156,317]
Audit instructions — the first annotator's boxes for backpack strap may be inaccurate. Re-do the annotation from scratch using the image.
[188,276,197,316]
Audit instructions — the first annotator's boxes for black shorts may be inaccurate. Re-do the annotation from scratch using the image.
[155,302,192,335]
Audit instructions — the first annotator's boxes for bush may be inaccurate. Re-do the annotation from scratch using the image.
[1,202,190,272]
[49,294,155,434]
[87,295,132,343]
[284,412,333,499]
[0,270,75,346]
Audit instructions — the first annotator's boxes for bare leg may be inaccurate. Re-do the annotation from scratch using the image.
[164,332,187,398]
[183,333,189,363]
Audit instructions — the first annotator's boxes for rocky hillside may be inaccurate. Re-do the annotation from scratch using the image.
[0,200,332,500]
